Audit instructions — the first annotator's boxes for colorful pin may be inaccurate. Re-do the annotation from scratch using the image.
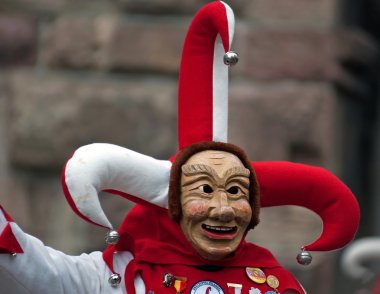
[173,276,187,294]
[163,273,174,287]
[190,280,224,293]
[266,275,279,293]
[227,283,242,294]
[246,267,267,284]
[249,287,262,294]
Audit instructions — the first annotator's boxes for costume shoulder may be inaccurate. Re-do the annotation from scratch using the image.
[240,242,281,267]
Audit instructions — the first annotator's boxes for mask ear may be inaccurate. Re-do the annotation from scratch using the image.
[62,143,171,229]
[253,161,360,252]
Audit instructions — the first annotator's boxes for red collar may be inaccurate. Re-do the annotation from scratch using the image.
[103,205,281,271]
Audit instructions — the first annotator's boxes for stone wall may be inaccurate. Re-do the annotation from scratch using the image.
[0,0,378,293]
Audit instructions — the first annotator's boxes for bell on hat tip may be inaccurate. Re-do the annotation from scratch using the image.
[297,247,312,266]
[223,51,239,66]
[105,230,120,245]
[108,273,122,287]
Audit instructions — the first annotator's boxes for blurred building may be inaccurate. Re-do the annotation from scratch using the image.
[0,0,379,293]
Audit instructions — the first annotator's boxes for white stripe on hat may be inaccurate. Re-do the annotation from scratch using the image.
[212,1,235,142]
[212,34,228,142]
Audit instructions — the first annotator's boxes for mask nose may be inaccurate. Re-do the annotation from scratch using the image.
[209,190,235,222]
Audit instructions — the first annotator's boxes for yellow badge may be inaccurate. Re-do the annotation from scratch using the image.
[266,275,279,290]
[245,267,267,284]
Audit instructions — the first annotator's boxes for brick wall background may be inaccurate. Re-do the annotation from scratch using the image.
[0,0,379,293]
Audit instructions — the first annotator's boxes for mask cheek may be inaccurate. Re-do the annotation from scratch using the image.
[182,200,208,222]
[234,201,252,223]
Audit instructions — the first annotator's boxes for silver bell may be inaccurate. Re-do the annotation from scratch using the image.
[105,230,120,245]
[296,248,312,266]
[108,273,121,287]
[223,51,239,66]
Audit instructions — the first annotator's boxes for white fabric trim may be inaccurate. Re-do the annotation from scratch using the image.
[134,274,146,293]
[212,35,228,143]
[212,2,234,143]
[0,208,7,233]
[64,143,171,229]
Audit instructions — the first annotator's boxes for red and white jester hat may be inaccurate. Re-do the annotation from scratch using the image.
[62,0,359,265]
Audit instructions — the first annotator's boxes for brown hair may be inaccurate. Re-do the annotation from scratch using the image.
[168,141,260,229]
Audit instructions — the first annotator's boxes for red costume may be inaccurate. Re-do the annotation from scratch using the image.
[0,2,360,293]
[104,205,305,293]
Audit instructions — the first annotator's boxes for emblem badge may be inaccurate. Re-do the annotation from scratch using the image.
[174,276,187,293]
[163,273,174,287]
[249,287,262,294]
[190,281,224,294]
[266,275,279,290]
[227,283,242,294]
[246,267,266,284]
[163,273,187,293]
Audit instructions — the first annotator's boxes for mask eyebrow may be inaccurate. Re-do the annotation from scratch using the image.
[223,166,250,178]
[181,164,217,178]
[181,164,219,188]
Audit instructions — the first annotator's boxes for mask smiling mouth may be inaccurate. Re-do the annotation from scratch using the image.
[201,224,238,239]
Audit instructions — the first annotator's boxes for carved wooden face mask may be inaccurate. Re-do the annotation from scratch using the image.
[180,150,252,260]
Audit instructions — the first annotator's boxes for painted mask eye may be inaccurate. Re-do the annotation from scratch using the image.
[227,186,241,195]
[199,184,213,194]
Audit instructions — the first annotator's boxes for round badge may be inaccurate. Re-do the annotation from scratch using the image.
[246,267,266,284]
[266,275,279,289]
[249,288,262,294]
[190,280,224,294]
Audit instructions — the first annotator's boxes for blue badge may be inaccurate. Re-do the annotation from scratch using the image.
[190,280,224,294]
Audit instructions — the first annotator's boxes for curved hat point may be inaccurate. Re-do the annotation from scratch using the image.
[178,1,235,149]
[62,143,171,229]
[252,161,360,252]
